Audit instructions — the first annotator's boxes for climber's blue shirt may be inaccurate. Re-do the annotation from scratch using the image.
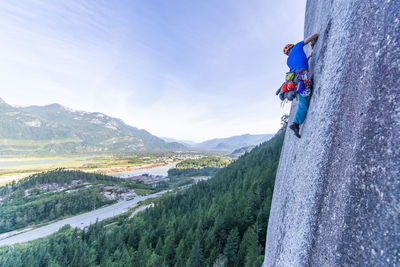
[287,41,308,72]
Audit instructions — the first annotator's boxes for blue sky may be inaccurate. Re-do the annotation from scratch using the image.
[0,0,306,142]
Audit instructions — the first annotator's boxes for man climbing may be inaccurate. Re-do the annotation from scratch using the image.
[283,33,318,138]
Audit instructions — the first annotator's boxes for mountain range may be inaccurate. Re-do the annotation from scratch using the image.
[0,98,185,155]
[0,98,273,155]
[163,134,273,152]
[192,134,273,151]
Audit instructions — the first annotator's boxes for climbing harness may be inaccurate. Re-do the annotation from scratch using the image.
[295,70,312,97]
[276,70,313,103]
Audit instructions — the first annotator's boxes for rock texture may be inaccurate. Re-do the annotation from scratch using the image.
[263,0,400,266]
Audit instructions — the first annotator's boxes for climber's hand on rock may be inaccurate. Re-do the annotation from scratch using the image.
[311,34,319,49]
[305,33,319,47]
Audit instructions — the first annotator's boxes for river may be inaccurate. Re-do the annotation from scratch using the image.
[115,162,177,178]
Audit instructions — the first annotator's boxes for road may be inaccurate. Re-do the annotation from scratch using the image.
[0,190,167,247]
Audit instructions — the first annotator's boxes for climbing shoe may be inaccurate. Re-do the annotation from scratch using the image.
[289,123,301,138]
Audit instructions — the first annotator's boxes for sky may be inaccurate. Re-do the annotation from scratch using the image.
[0,0,306,142]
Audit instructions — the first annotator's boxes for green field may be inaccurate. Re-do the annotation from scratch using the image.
[0,154,163,186]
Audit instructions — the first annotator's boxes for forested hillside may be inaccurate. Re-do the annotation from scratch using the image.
[0,132,284,266]
[174,156,228,169]
[0,170,153,233]
[167,156,229,178]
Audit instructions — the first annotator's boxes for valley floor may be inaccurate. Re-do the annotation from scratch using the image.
[0,153,203,185]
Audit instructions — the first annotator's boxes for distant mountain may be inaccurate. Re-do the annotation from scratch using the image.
[193,133,273,151]
[229,145,256,158]
[160,137,197,146]
[0,98,186,155]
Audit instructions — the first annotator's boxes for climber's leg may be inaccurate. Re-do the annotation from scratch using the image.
[293,94,310,125]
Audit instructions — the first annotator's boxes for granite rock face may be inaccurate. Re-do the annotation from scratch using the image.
[263,0,400,266]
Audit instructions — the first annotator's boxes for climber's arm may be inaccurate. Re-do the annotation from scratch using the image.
[304,33,319,48]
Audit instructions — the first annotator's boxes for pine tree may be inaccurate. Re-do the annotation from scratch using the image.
[223,227,239,266]
[244,227,263,267]
[147,252,163,267]
[186,240,204,267]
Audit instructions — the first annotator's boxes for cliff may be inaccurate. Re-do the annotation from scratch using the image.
[263,0,400,266]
